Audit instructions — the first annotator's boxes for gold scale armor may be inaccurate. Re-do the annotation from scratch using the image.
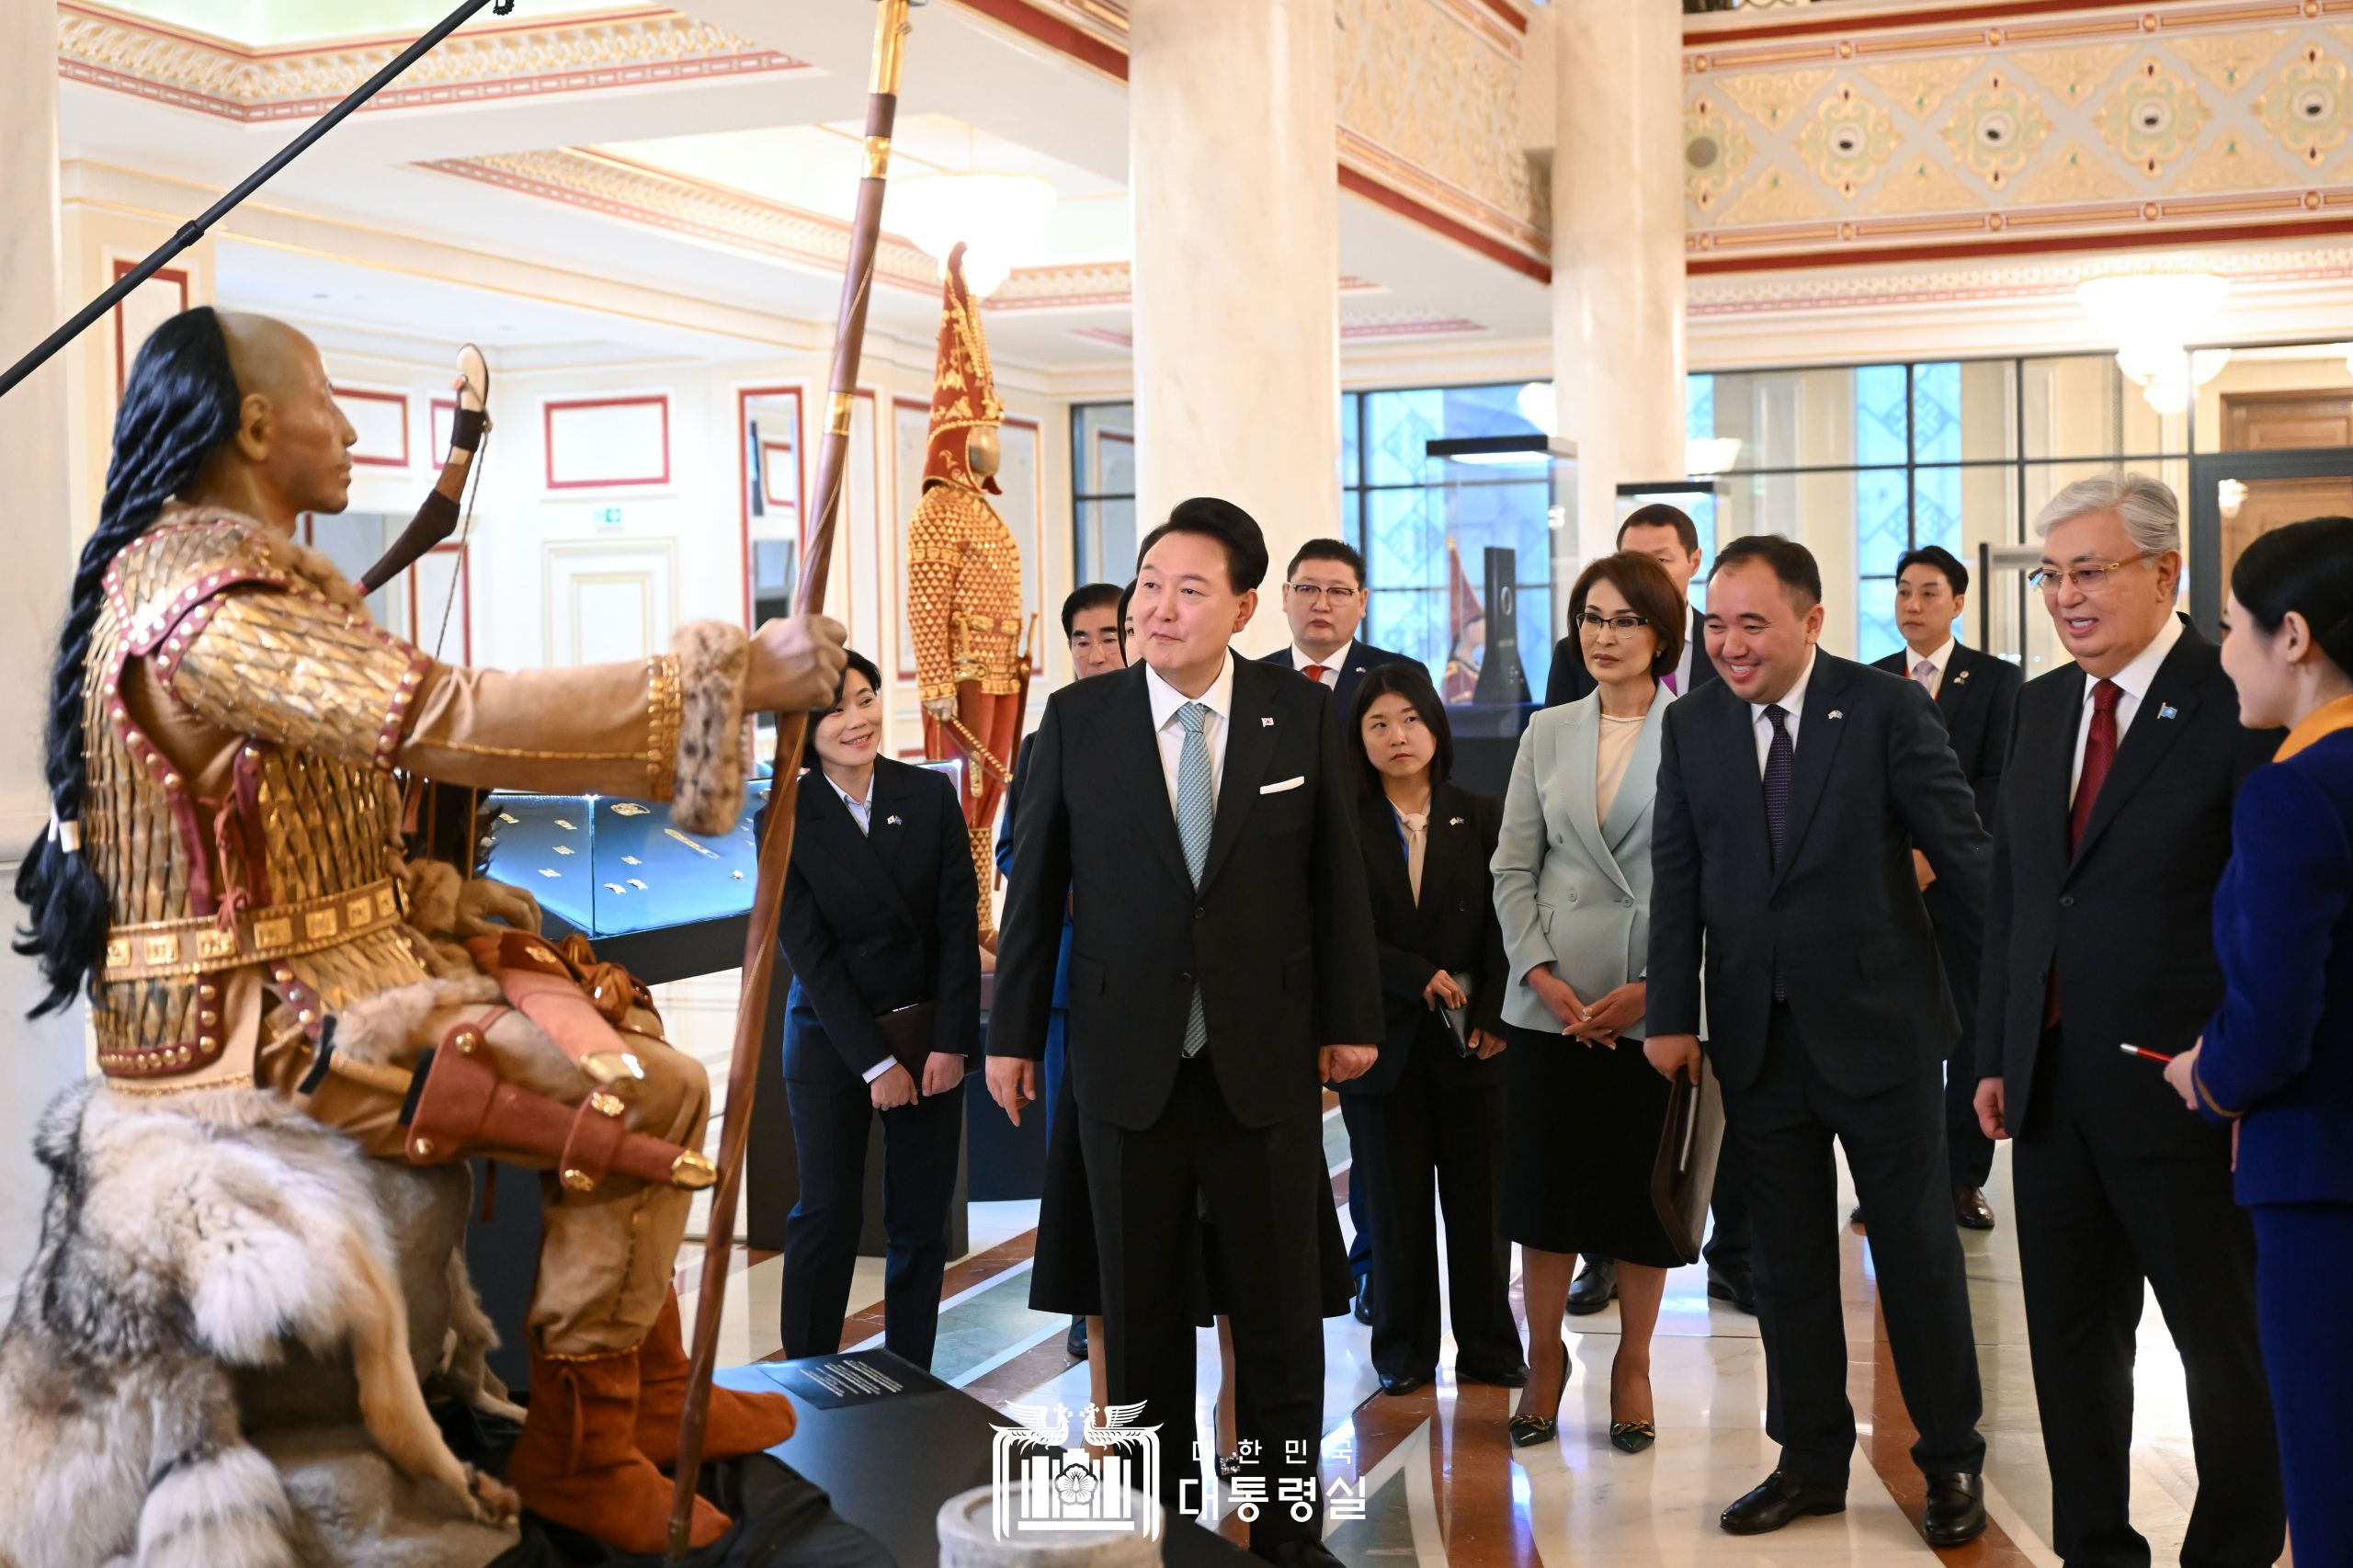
[907,483,1023,705]
[85,506,710,1094]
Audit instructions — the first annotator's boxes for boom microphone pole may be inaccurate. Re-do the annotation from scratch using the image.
[0,0,511,401]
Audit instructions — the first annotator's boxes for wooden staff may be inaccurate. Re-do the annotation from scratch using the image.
[666,0,914,1556]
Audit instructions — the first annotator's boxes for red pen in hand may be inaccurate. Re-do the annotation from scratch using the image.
[2119,1042,2176,1064]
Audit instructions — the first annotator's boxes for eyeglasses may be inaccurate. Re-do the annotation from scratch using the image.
[1574,611,1650,633]
[1288,583,1358,606]
[2027,551,2154,594]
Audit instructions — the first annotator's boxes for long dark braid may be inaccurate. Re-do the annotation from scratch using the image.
[13,307,243,1016]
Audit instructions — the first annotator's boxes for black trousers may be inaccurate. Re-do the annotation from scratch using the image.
[2014,1028,2282,1568]
[1727,1003,1984,1488]
[1702,1138,1751,1277]
[1937,923,1996,1189]
[1081,1058,1327,1550]
[1342,1040,1519,1381]
[779,1074,965,1371]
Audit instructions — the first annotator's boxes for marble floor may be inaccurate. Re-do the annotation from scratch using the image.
[682,1102,2287,1566]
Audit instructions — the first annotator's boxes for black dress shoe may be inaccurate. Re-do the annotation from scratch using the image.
[1720,1469,1846,1535]
[1377,1370,1429,1396]
[1352,1281,1373,1325]
[1257,1539,1344,1568]
[1706,1267,1757,1316]
[1065,1316,1088,1358]
[1953,1186,1996,1231]
[1456,1360,1529,1388]
[1923,1472,1986,1546]
[1564,1256,1618,1315]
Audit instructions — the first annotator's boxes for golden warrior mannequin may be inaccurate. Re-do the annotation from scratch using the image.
[909,244,1025,935]
[13,308,850,1556]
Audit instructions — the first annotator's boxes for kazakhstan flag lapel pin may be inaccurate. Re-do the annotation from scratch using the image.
[886,814,903,825]
[2158,703,2178,720]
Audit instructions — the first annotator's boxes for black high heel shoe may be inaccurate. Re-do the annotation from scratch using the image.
[1507,1358,1570,1449]
[1608,1365,1655,1453]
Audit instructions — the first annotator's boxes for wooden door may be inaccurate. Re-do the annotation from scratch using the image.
[2216,391,2353,582]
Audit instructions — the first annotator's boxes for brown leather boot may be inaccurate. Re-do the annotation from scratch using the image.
[634,1289,797,1468]
[505,1341,730,1554]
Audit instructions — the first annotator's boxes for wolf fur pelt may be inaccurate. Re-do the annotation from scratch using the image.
[0,1078,519,1568]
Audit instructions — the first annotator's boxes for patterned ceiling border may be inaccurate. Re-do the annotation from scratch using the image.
[1684,0,2353,271]
[55,2,809,124]
[1686,238,2353,313]
[946,0,1552,280]
[1070,310,1489,350]
[418,147,1385,312]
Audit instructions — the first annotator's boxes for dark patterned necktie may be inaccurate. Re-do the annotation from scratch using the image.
[1764,704,1794,1001]
[1763,703,1794,869]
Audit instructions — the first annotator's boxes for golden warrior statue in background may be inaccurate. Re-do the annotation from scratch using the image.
[909,242,1027,936]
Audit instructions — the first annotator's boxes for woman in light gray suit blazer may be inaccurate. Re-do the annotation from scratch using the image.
[1492,551,1687,1455]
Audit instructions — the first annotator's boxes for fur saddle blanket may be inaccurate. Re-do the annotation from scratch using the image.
[0,1080,519,1568]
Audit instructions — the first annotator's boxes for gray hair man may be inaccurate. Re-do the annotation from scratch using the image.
[1973,472,2285,1564]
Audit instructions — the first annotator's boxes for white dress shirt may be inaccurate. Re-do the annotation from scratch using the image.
[1905,636,1957,698]
[824,769,898,1085]
[1146,650,1235,815]
[2071,613,2185,801]
[1290,639,1352,687]
[1748,651,1817,776]
[826,770,874,835]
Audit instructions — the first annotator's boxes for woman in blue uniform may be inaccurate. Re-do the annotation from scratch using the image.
[2165,515,2353,1567]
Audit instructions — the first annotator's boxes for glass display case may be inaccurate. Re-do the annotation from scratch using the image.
[476,758,965,983]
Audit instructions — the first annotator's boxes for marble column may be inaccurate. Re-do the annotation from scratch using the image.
[1552,0,1688,569]
[0,4,93,1299]
[1128,0,1339,607]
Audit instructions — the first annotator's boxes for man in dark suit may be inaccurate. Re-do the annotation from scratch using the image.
[1857,545,2021,1232]
[1261,537,1417,712]
[1544,502,1721,707]
[776,653,981,1371]
[1258,535,1410,1316]
[988,498,1382,1568]
[1646,534,1989,1545]
[1974,473,2284,1568]
[1548,505,1747,1318]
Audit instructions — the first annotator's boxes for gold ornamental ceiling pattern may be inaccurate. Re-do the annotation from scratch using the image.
[56,1,811,122]
[1685,0,2353,271]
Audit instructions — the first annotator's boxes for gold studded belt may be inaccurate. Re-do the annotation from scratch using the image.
[100,879,403,983]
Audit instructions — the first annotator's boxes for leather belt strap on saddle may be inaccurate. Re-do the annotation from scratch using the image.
[396,1016,716,1193]
[100,878,402,982]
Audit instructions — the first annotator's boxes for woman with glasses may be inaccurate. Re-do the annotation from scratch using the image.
[2162,516,2353,1567]
[1338,663,1523,1398]
[1492,552,1688,1452]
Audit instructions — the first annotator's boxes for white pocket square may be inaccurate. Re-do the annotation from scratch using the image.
[1260,776,1306,795]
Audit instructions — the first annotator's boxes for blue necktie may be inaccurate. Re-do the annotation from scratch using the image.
[1176,702,1214,1056]
[1763,703,1793,1002]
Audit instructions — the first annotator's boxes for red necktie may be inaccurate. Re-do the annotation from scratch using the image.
[2046,678,2122,1029]
[2070,679,2122,853]
[1302,664,1328,683]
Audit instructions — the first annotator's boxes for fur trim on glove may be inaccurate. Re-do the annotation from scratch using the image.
[669,619,750,836]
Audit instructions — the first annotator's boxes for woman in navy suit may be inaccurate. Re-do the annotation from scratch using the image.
[2165,516,2353,1566]
[777,650,980,1370]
